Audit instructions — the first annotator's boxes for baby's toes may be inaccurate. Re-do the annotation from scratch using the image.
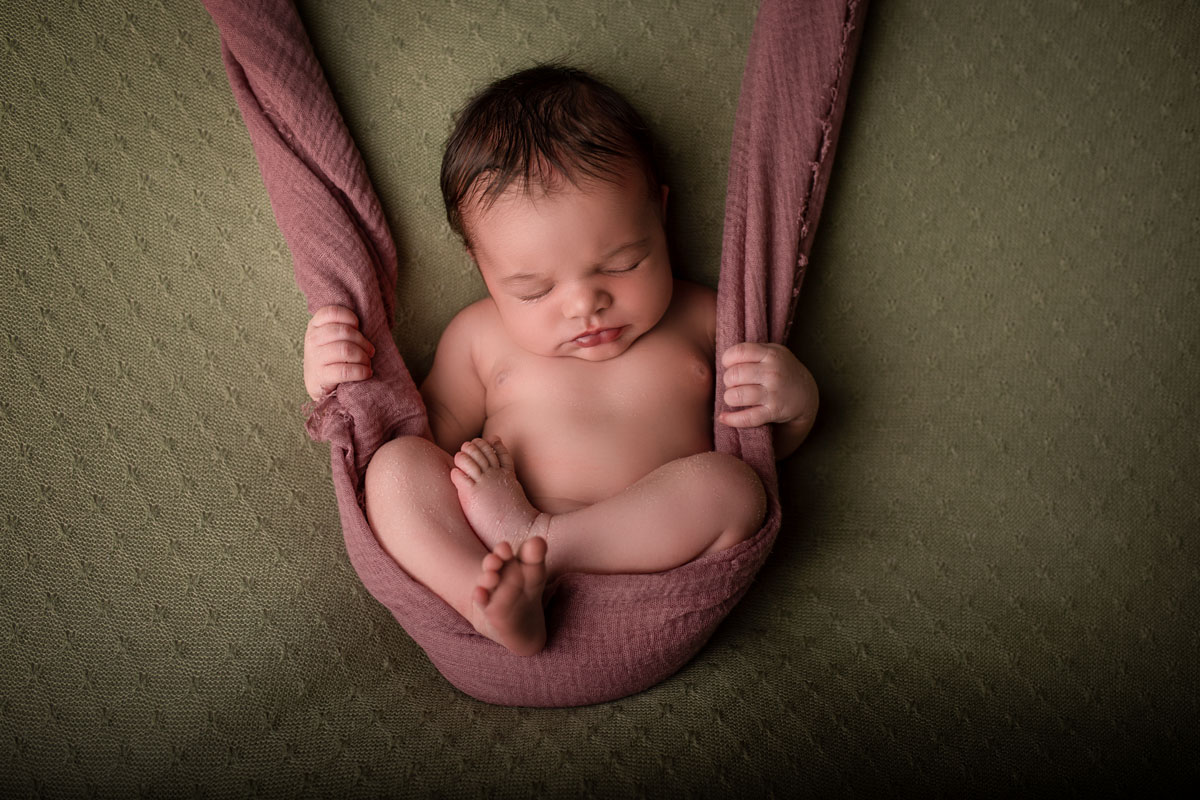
[482,551,505,575]
[476,574,500,600]
[459,441,491,472]
[488,559,526,608]
[472,438,500,469]
[449,466,474,494]
[453,451,482,480]
[490,437,515,470]
[518,536,547,566]
[518,537,548,594]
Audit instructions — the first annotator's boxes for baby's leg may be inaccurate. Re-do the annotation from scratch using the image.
[363,436,549,656]
[450,438,767,580]
[549,451,767,576]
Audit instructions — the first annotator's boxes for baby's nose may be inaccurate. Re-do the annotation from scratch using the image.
[564,284,611,317]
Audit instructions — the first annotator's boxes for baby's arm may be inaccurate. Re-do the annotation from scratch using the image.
[303,305,375,401]
[420,303,487,455]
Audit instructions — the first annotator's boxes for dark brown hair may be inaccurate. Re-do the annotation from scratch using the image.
[440,62,663,249]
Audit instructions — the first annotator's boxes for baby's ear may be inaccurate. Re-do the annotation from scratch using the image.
[659,184,670,219]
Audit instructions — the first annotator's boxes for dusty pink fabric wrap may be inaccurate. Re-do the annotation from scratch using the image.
[203,0,867,706]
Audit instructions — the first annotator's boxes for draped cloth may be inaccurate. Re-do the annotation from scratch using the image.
[202,0,868,707]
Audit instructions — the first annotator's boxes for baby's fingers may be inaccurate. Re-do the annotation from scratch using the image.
[317,336,375,367]
[327,361,373,381]
[311,305,360,330]
[723,383,765,408]
[721,341,772,369]
[309,322,376,359]
[722,360,769,391]
[313,339,374,393]
[719,405,772,428]
[318,361,373,395]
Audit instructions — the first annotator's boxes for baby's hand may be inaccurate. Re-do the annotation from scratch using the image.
[303,305,376,401]
[718,342,817,428]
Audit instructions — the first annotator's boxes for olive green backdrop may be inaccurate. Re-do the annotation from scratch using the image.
[1,0,1197,795]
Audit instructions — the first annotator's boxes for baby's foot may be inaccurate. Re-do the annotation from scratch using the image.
[450,437,550,551]
[469,537,549,657]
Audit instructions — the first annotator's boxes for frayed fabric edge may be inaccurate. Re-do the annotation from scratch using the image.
[783,0,864,343]
[301,389,354,444]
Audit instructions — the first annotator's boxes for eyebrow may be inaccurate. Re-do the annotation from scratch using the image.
[499,237,651,285]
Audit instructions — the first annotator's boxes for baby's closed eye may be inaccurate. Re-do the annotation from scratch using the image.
[515,261,644,303]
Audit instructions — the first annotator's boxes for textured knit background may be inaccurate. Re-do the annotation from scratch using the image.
[2,0,1198,796]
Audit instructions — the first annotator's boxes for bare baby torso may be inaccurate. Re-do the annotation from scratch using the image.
[474,279,716,513]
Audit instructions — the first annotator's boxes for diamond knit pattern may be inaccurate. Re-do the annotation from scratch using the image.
[1,0,1197,795]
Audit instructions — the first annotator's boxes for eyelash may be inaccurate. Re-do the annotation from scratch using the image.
[516,261,643,303]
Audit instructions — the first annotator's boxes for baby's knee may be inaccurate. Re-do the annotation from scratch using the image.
[695,451,767,544]
[364,435,448,501]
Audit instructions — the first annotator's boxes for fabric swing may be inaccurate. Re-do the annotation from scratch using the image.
[201,0,867,707]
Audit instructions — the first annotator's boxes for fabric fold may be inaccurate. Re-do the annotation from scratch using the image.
[202,0,868,706]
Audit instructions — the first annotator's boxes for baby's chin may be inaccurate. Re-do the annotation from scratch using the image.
[522,334,639,361]
[562,345,630,362]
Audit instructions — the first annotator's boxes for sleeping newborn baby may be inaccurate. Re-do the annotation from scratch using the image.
[302,65,819,656]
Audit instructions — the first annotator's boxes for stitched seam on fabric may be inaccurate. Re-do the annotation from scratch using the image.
[784,0,860,343]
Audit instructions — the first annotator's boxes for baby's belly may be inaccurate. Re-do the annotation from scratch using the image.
[483,406,714,514]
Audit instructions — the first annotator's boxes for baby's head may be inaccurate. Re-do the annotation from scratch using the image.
[441,64,673,361]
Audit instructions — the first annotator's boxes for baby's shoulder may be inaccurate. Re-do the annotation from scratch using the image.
[435,296,502,367]
[451,294,498,322]
[444,295,503,340]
